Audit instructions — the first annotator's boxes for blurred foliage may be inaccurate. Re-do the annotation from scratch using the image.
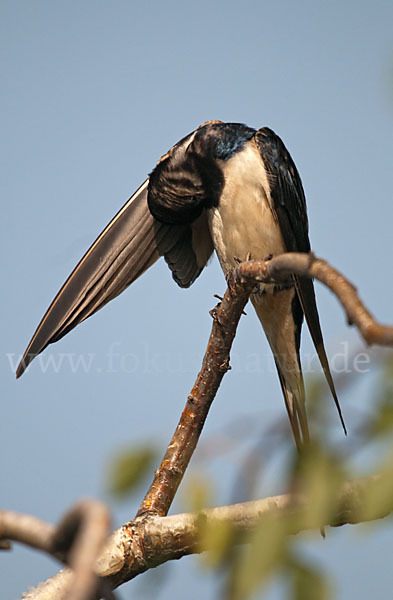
[228,514,288,599]
[105,352,393,598]
[192,352,393,599]
[367,353,393,438]
[107,443,158,499]
[184,473,215,514]
[289,557,331,600]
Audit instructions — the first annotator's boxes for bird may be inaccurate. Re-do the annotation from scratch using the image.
[16,120,346,449]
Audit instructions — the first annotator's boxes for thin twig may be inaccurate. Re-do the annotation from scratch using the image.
[238,254,393,346]
[0,510,55,553]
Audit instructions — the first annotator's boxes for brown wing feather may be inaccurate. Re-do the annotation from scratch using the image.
[16,179,211,377]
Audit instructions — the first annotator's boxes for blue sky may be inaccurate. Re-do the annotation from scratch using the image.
[2,1,393,598]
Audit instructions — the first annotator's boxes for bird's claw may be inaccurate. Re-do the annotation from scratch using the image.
[233,252,253,266]
[209,306,226,327]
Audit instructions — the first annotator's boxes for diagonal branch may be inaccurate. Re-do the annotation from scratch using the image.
[136,274,255,517]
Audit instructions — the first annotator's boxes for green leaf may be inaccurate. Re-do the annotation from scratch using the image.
[107,444,157,498]
[199,519,236,568]
[360,455,393,521]
[291,443,346,531]
[184,474,214,514]
[230,514,288,600]
[290,556,331,600]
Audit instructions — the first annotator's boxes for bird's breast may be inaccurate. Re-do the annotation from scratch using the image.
[208,141,285,289]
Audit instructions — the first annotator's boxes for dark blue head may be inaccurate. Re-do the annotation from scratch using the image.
[192,122,256,161]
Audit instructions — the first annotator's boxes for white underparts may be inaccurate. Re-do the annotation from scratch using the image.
[208,140,285,294]
[207,137,306,445]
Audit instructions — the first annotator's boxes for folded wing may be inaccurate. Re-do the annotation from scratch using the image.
[254,127,346,434]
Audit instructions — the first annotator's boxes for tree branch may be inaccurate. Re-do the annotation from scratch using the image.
[136,272,255,517]
[237,254,393,346]
[0,511,55,554]
[0,500,115,600]
[51,500,115,600]
[137,252,393,519]
[17,475,393,599]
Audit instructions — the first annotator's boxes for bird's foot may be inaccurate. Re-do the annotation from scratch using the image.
[226,267,244,294]
[209,305,226,327]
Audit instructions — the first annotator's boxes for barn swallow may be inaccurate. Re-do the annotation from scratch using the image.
[16,121,346,448]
